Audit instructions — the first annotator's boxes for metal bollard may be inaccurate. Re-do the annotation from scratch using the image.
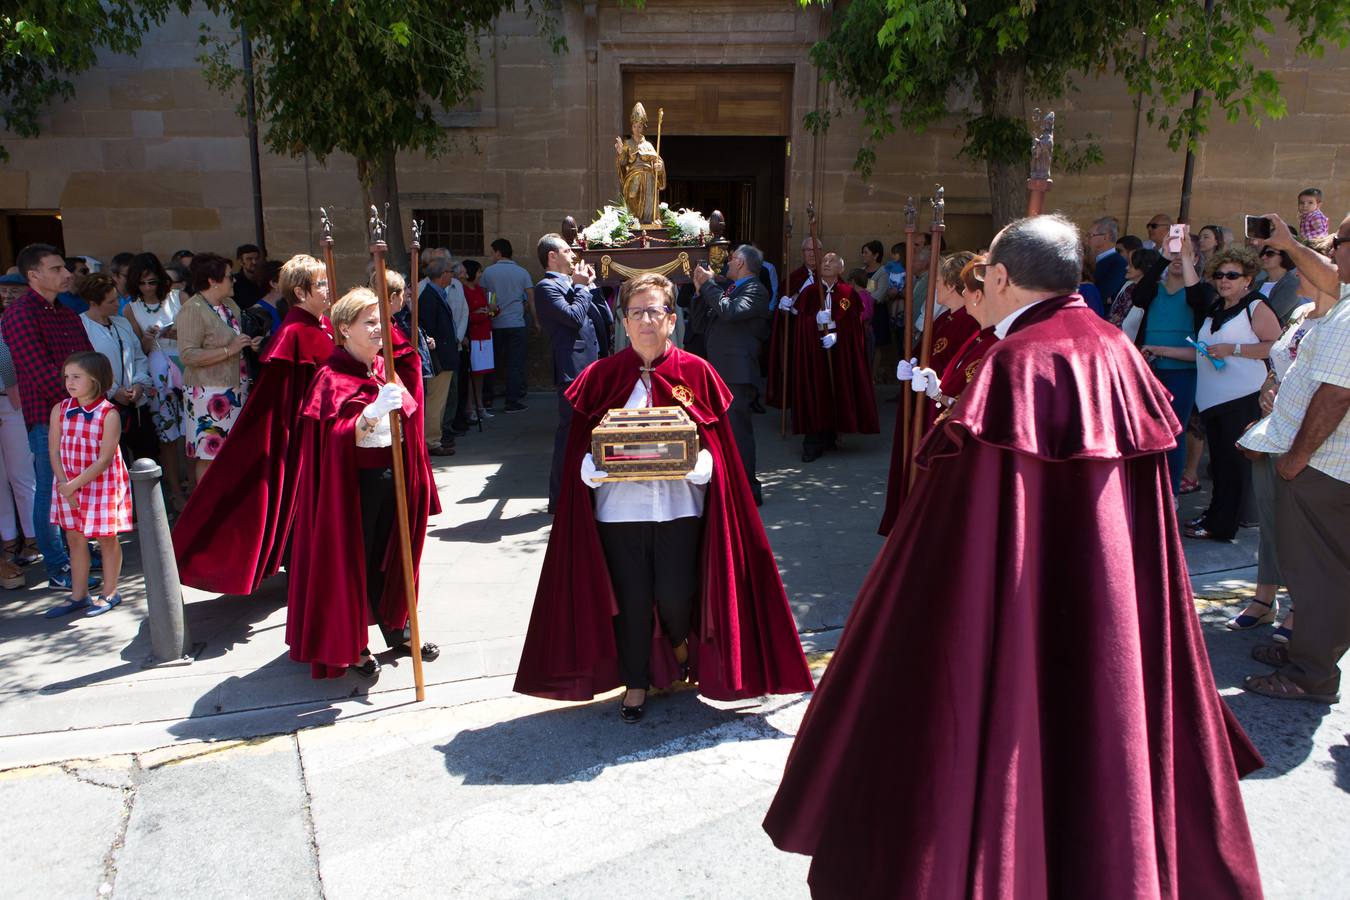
[129,458,193,666]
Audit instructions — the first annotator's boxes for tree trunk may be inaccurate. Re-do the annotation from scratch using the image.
[981,57,1029,229]
[358,145,408,272]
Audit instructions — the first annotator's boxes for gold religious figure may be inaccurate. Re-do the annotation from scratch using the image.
[614,102,666,225]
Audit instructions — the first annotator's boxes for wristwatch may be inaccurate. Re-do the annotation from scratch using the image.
[1234,344,1243,356]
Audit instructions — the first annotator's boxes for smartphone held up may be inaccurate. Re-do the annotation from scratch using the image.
[1166,224,1188,255]
[1244,215,1273,241]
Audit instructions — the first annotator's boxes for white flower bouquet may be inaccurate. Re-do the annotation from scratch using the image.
[659,203,710,245]
[582,204,639,247]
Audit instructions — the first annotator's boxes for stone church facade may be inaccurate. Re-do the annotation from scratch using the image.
[2,1,1346,287]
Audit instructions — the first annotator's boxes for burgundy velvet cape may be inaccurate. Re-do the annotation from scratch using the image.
[284,337,440,679]
[765,296,1263,900]
[788,281,879,435]
[877,305,983,536]
[766,265,810,407]
[173,307,334,594]
[513,345,813,701]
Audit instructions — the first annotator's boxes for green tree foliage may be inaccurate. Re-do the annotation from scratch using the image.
[194,0,566,262]
[1,1,171,161]
[804,0,1350,226]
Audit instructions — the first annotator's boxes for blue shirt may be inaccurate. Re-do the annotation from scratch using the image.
[58,292,88,314]
[1143,283,1197,371]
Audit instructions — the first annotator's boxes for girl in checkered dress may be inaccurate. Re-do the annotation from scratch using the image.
[44,352,131,618]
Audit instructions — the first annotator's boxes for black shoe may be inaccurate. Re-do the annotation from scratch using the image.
[429,445,456,457]
[350,656,381,678]
[504,402,528,413]
[619,698,645,723]
[1184,515,1205,529]
[750,399,766,414]
[802,447,823,463]
[393,641,441,661]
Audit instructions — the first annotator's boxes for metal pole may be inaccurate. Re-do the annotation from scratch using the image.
[129,459,192,667]
[1178,0,1215,225]
[241,24,267,255]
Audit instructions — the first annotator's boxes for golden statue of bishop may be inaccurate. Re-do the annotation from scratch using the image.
[614,102,666,224]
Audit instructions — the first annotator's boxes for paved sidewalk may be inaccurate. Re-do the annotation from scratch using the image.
[1,391,1346,898]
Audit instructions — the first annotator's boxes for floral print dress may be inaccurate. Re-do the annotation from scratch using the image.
[185,304,250,460]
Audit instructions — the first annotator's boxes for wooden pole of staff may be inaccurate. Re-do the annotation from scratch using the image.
[1027,109,1054,217]
[320,207,339,313]
[899,197,917,465]
[908,188,945,488]
[409,219,422,331]
[779,193,792,438]
[368,205,426,702]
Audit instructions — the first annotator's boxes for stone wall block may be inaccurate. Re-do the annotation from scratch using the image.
[162,109,245,138]
[1303,76,1350,115]
[108,72,176,110]
[1273,142,1339,185]
[171,207,222,231]
[0,172,29,208]
[101,140,148,171]
[131,111,165,139]
[60,172,201,209]
[81,110,135,138]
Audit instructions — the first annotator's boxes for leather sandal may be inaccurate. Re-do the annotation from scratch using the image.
[393,641,440,661]
[1242,671,1339,704]
[1179,477,1201,494]
[1251,644,1290,667]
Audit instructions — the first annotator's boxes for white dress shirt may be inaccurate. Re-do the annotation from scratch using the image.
[994,298,1052,339]
[595,377,708,523]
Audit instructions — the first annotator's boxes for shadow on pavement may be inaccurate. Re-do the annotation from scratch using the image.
[435,689,800,786]
[1225,691,1332,779]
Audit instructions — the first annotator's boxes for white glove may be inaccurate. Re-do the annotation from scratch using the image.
[815,309,832,326]
[362,382,405,420]
[778,294,796,311]
[580,452,608,489]
[909,366,942,399]
[685,449,713,485]
[821,333,838,350]
[896,357,918,381]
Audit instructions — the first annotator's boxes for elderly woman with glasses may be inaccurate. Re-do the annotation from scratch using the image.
[515,272,811,723]
[173,254,336,596]
[1152,247,1281,540]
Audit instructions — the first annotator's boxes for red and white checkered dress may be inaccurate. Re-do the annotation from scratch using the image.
[50,398,133,536]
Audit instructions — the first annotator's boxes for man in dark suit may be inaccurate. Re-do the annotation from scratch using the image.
[692,244,771,505]
[417,258,460,456]
[535,233,613,512]
[1087,216,1126,316]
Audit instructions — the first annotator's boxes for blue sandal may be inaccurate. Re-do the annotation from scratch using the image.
[1226,598,1275,631]
[44,596,92,619]
[85,592,122,617]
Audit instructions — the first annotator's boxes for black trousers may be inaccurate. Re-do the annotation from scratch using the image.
[597,517,703,689]
[357,467,407,649]
[803,430,838,455]
[549,388,572,512]
[1199,392,1261,540]
[726,381,760,495]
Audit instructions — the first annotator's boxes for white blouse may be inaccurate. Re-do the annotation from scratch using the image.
[128,290,183,358]
[594,377,707,524]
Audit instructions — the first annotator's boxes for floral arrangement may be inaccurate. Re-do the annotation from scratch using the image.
[581,204,639,247]
[660,203,711,245]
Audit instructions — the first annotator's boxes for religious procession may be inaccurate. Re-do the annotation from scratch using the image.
[3,2,1349,897]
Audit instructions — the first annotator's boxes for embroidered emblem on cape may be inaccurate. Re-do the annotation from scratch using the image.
[965,359,982,383]
[840,298,851,312]
[933,337,948,355]
[671,385,695,408]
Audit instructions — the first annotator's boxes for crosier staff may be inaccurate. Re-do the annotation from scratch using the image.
[409,218,423,331]
[909,187,945,488]
[780,192,792,438]
[368,204,427,702]
[807,201,834,400]
[900,196,918,467]
[320,206,339,316]
[1027,109,1054,217]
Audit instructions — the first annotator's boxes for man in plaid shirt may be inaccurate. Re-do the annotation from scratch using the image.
[6,244,95,589]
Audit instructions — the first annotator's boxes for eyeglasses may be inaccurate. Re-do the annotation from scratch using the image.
[624,307,672,322]
[1088,231,1108,239]
[1259,249,1279,258]
[1213,271,1247,281]
[140,278,159,285]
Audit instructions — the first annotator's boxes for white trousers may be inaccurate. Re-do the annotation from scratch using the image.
[0,393,36,540]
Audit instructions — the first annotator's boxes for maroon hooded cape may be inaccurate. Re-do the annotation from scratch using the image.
[514,345,813,701]
[284,335,440,679]
[766,265,810,408]
[173,306,334,594]
[788,281,879,435]
[765,296,1263,899]
[878,305,982,535]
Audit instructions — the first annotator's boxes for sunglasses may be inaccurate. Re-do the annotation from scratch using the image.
[1213,271,1247,281]
[1259,249,1279,258]
[140,278,160,285]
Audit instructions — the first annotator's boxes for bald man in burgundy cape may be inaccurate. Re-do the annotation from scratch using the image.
[515,279,812,703]
[783,252,879,462]
[764,216,1263,899]
[766,238,819,409]
[173,281,334,595]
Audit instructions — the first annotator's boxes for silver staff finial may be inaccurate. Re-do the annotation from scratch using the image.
[931,186,945,229]
[904,196,917,229]
[320,206,333,238]
[368,204,387,244]
[411,218,424,247]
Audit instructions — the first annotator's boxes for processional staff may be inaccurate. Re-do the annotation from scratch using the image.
[320,207,339,313]
[409,218,423,329]
[908,187,945,488]
[779,192,792,438]
[899,196,918,466]
[369,204,427,702]
[806,201,835,400]
[1027,109,1054,217]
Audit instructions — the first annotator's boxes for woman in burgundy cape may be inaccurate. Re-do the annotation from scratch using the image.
[172,254,333,595]
[514,273,812,711]
[878,251,981,535]
[764,216,1262,899]
[785,252,878,462]
[284,289,440,679]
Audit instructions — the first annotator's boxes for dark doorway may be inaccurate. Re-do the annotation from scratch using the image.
[661,136,787,271]
[1,211,65,272]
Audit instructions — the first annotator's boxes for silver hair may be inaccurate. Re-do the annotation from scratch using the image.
[989,214,1083,295]
[734,244,763,274]
[1091,216,1120,243]
[425,258,451,280]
